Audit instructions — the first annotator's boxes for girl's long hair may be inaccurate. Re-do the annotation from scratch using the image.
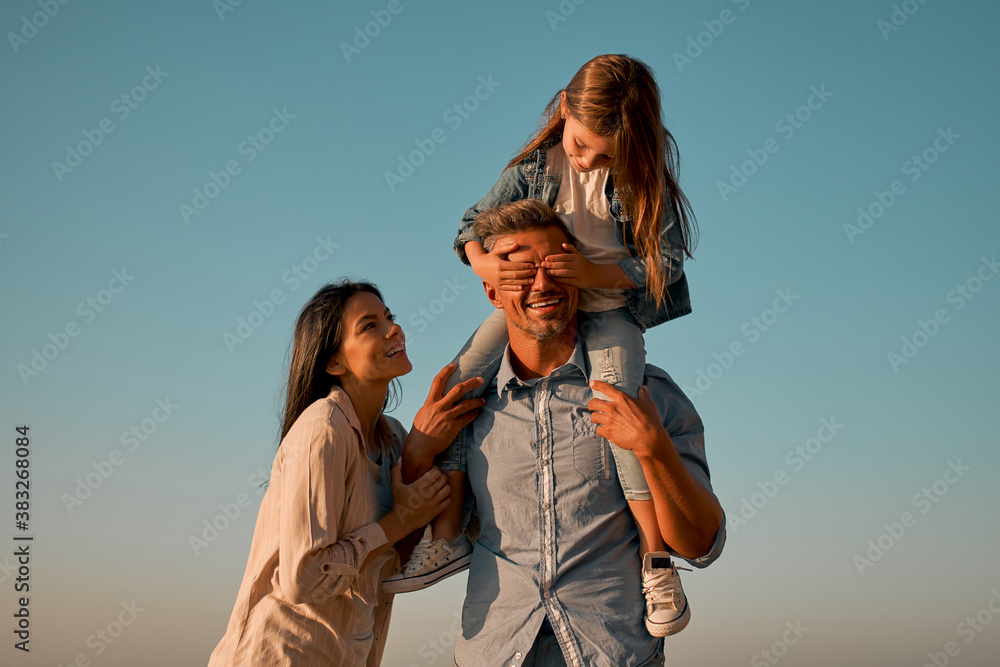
[508,54,697,307]
[279,280,399,441]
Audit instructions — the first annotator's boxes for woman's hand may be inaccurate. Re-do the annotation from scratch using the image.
[408,364,485,462]
[468,239,537,292]
[587,381,667,458]
[389,463,451,533]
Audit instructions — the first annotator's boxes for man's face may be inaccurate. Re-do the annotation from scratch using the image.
[485,227,579,343]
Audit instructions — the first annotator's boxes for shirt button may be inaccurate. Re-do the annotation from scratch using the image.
[542,502,550,510]
[515,652,523,659]
[543,591,551,599]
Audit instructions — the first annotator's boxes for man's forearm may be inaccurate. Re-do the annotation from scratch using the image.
[637,433,723,560]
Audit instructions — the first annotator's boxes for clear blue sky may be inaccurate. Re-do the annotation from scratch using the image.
[2,1,998,665]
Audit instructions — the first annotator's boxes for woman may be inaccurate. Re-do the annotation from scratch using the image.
[208,279,482,666]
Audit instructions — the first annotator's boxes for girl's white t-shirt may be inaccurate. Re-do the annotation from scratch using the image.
[549,144,629,312]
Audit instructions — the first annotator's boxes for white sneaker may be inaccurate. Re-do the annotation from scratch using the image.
[381,533,473,594]
[642,552,691,637]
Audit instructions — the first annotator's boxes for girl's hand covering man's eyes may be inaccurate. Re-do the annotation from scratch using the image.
[541,243,599,288]
[472,239,537,292]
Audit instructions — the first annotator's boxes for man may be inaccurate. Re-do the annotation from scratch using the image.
[404,200,725,666]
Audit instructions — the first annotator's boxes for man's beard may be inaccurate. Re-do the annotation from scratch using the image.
[512,295,573,342]
[513,315,570,342]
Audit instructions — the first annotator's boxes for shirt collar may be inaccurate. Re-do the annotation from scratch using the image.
[326,385,392,449]
[495,337,588,397]
[327,385,363,433]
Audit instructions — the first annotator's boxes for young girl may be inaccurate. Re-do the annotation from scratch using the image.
[383,54,698,637]
[208,280,482,666]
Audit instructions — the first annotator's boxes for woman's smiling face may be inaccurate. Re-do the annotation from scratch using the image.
[327,291,410,384]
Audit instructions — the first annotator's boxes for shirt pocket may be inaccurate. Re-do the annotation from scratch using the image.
[349,587,376,648]
[571,412,611,481]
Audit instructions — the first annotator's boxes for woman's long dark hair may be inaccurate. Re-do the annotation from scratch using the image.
[279,279,400,441]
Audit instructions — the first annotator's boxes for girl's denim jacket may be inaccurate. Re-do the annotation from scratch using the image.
[453,137,691,330]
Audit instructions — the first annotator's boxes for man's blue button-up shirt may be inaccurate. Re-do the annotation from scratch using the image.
[455,340,726,666]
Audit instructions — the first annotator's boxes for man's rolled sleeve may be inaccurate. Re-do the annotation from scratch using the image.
[645,364,725,568]
[680,512,727,568]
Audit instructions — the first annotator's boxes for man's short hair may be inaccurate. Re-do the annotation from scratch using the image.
[473,200,575,252]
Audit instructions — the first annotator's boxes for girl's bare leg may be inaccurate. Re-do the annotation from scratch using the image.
[431,471,466,543]
[628,498,666,555]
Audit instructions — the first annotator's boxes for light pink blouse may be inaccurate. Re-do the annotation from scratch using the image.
[208,387,403,666]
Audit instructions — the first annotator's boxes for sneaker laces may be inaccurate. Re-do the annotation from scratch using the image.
[402,538,453,575]
[643,564,691,609]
